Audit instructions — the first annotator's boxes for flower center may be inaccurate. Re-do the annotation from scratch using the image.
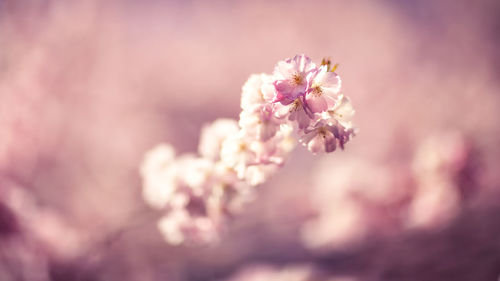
[291,98,302,112]
[292,73,303,85]
[318,127,328,138]
[238,143,247,151]
[311,85,323,97]
[321,57,339,72]
[321,58,331,69]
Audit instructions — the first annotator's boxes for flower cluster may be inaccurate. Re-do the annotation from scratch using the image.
[140,55,356,245]
[259,55,355,153]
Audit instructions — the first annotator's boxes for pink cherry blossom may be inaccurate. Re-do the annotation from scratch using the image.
[274,96,312,129]
[299,120,355,154]
[320,95,355,129]
[299,122,339,154]
[157,208,219,245]
[199,119,239,161]
[305,65,342,113]
[272,54,316,103]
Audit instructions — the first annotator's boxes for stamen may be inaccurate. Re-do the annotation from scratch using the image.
[319,127,327,138]
[311,85,323,97]
[321,58,331,69]
[291,98,302,112]
[321,57,339,72]
[239,143,247,151]
[292,73,303,85]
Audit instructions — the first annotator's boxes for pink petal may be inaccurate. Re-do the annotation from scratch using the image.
[324,132,337,153]
[306,93,328,113]
[307,134,324,154]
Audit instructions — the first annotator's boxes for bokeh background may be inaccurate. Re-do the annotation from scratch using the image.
[1,0,500,280]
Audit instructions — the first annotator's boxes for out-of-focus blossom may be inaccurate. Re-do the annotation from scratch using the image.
[302,132,478,249]
[220,133,277,186]
[239,104,282,141]
[140,144,177,209]
[302,199,369,250]
[199,119,240,161]
[175,155,215,195]
[239,74,284,141]
[221,124,296,185]
[302,156,401,249]
[207,163,255,217]
[141,149,222,244]
[406,178,460,229]
[220,132,261,181]
[158,208,218,245]
[406,132,472,228]
[412,132,469,178]
[241,74,276,111]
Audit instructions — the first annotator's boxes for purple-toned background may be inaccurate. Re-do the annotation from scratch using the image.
[1,0,500,280]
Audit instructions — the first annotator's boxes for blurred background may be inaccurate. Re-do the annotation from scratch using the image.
[1,0,500,280]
